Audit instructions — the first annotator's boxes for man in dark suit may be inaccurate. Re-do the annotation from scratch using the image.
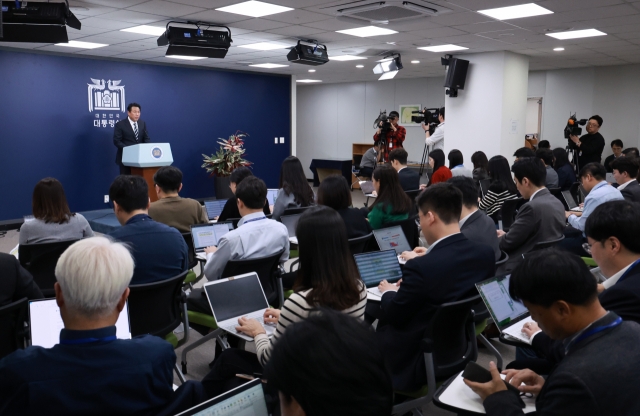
[0,253,42,307]
[465,251,640,416]
[113,102,151,175]
[389,148,420,191]
[376,183,495,391]
[610,156,640,202]
[498,157,565,272]
[449,176,501,261]
[0,237,203,414]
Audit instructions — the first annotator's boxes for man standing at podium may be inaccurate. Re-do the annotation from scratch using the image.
[113,103,151,175]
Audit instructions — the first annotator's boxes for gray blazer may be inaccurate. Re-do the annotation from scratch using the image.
[498,188,565,271]
[460,210,501,261]
[621,180,640,203]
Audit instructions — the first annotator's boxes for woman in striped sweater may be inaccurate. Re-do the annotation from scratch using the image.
[202,206,367,398]
[479,155,519,223]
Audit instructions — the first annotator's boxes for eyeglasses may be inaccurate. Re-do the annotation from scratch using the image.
[582,242,592,255]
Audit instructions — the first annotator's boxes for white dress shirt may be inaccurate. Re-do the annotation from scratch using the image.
[602,261,636,289]
[425,122,445,151]
[616,179,636,191]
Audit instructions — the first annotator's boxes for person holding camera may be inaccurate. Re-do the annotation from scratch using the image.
[423,106,445,151]
[569,115,605,170]
[373,111,406,163]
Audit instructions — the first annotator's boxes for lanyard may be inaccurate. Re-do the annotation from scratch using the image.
[60,335,117,345]
[568,316,622,351]
[242,216,267,225]
[618,259,640,284]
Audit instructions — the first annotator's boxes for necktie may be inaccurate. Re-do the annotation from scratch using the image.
[133,122,139,141]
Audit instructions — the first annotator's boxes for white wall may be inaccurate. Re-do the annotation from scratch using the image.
[296,76,445,177]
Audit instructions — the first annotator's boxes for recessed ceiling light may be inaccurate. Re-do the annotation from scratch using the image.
[166,55,207,60]
[553,47,565,51]
[411,60,420,64]
[296,79,322,83]
[418,44,468,53]
[478,3,553,20]
[55,41,108,49]
[336,26,398,38]
[238,42,290,51]
[356,65,364,68]
[249,63,289,68]
[546,29,607,40]
[308,69,316,72]
[329,55,367,61]
[216,1,293,18]
[379,71,398,80]
[121,25,166,36]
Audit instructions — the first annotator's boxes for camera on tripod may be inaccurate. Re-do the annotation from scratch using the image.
[564,114,588,140]
[374,110,391,131]
[412,108,440,135]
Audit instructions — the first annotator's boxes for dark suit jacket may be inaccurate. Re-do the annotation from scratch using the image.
[376,234,495,390]
[484,314,640,416]
[337,208,372,239]
[0,253,42,307]
[499,188,565,272]
[218,196,270,222]
[108,214,188,285]
[461,210,501,261]
[398,167,420,191]
[0,326,205,415]
[113,118,151,165]
[620,180,640,203]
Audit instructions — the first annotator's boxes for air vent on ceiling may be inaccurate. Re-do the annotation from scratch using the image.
[326,1,452,23]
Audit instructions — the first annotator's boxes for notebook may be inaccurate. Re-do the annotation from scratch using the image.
[373,226,411,265]
[476,275,534,344]
[203,272,276,342]
[354,250,403,299]
[191,223,233,260]
[175,379,268,416]
[562,190,583,212]
[280,213,302,245]
[267,189,279,206]
[29,298,131,348]
[204,200,228,220]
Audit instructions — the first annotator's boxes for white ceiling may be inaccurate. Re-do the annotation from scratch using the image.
[2,0,640,83]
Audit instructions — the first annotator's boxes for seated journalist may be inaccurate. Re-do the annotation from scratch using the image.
[0,252,42,307]
[464,250,640,416]
[0,237,203,415]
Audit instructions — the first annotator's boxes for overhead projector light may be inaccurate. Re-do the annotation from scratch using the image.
[157,22,232,59]
[287,40,329,66]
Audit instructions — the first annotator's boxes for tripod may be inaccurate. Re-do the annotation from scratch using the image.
[566,144,580,176]
[419,143,431,177]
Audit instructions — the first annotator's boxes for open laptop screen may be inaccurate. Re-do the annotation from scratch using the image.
[191,223,231,250]
[374,226,411,255]
[29,299,131,348]
[476,275,528,329]
[176,379,268,416]
[204,273,269,323]
[354,250,403,288]
[267,189,279,206]
[204,200,227,219]
[562,190,578,209]
[280,214,301,238]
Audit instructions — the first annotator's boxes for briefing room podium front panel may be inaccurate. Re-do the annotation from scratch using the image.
[122,143,173,203]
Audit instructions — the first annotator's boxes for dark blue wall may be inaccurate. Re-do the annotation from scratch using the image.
[0,49,291,221]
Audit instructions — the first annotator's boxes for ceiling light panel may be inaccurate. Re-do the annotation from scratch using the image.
[55,41,108,49]
[296,79,322,83]
[121,25,166,36]
[249,63,289,68]
[329,55,367,61]
[477,3,553,21]
[216,1,293,18]
[546,29,607,40]
[418,44,468,52]
[336,26,398,38]
[166,55,207,60]
[238,42,291,51]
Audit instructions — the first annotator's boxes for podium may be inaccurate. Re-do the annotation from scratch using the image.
[122,143,174,203]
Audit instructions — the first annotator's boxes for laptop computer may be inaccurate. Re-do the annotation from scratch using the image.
[191,223,233,260]
[373,226,411,265]
[606,172,615,183]
[175,379,268,416]
[561,190,583,212]
[29,298,131,348]
[267,189,278,206]
[354,250,403,299]
[475,274,535,344]
[204,199,228,220]
[280,213,302,245]
[203,272,276,342]
[359,180,375,196]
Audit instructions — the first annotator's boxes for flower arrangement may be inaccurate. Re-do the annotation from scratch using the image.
[201,131,252,177]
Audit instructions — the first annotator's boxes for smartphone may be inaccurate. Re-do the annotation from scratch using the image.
[498,220,503,231]
[462,362,523,397]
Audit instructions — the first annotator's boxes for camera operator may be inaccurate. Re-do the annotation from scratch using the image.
[569,115,605,170]
[373,111,406,163]
[423,107,445,151]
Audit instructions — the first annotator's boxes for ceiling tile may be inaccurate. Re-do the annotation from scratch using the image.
[97,10,169,23]
[409,27,469,39]
[126,1,205,18]
[263,10,332,25]
[79,17,138,29]
[231,19,293,31]
[178,10,253,25]
[265,25,326,37]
